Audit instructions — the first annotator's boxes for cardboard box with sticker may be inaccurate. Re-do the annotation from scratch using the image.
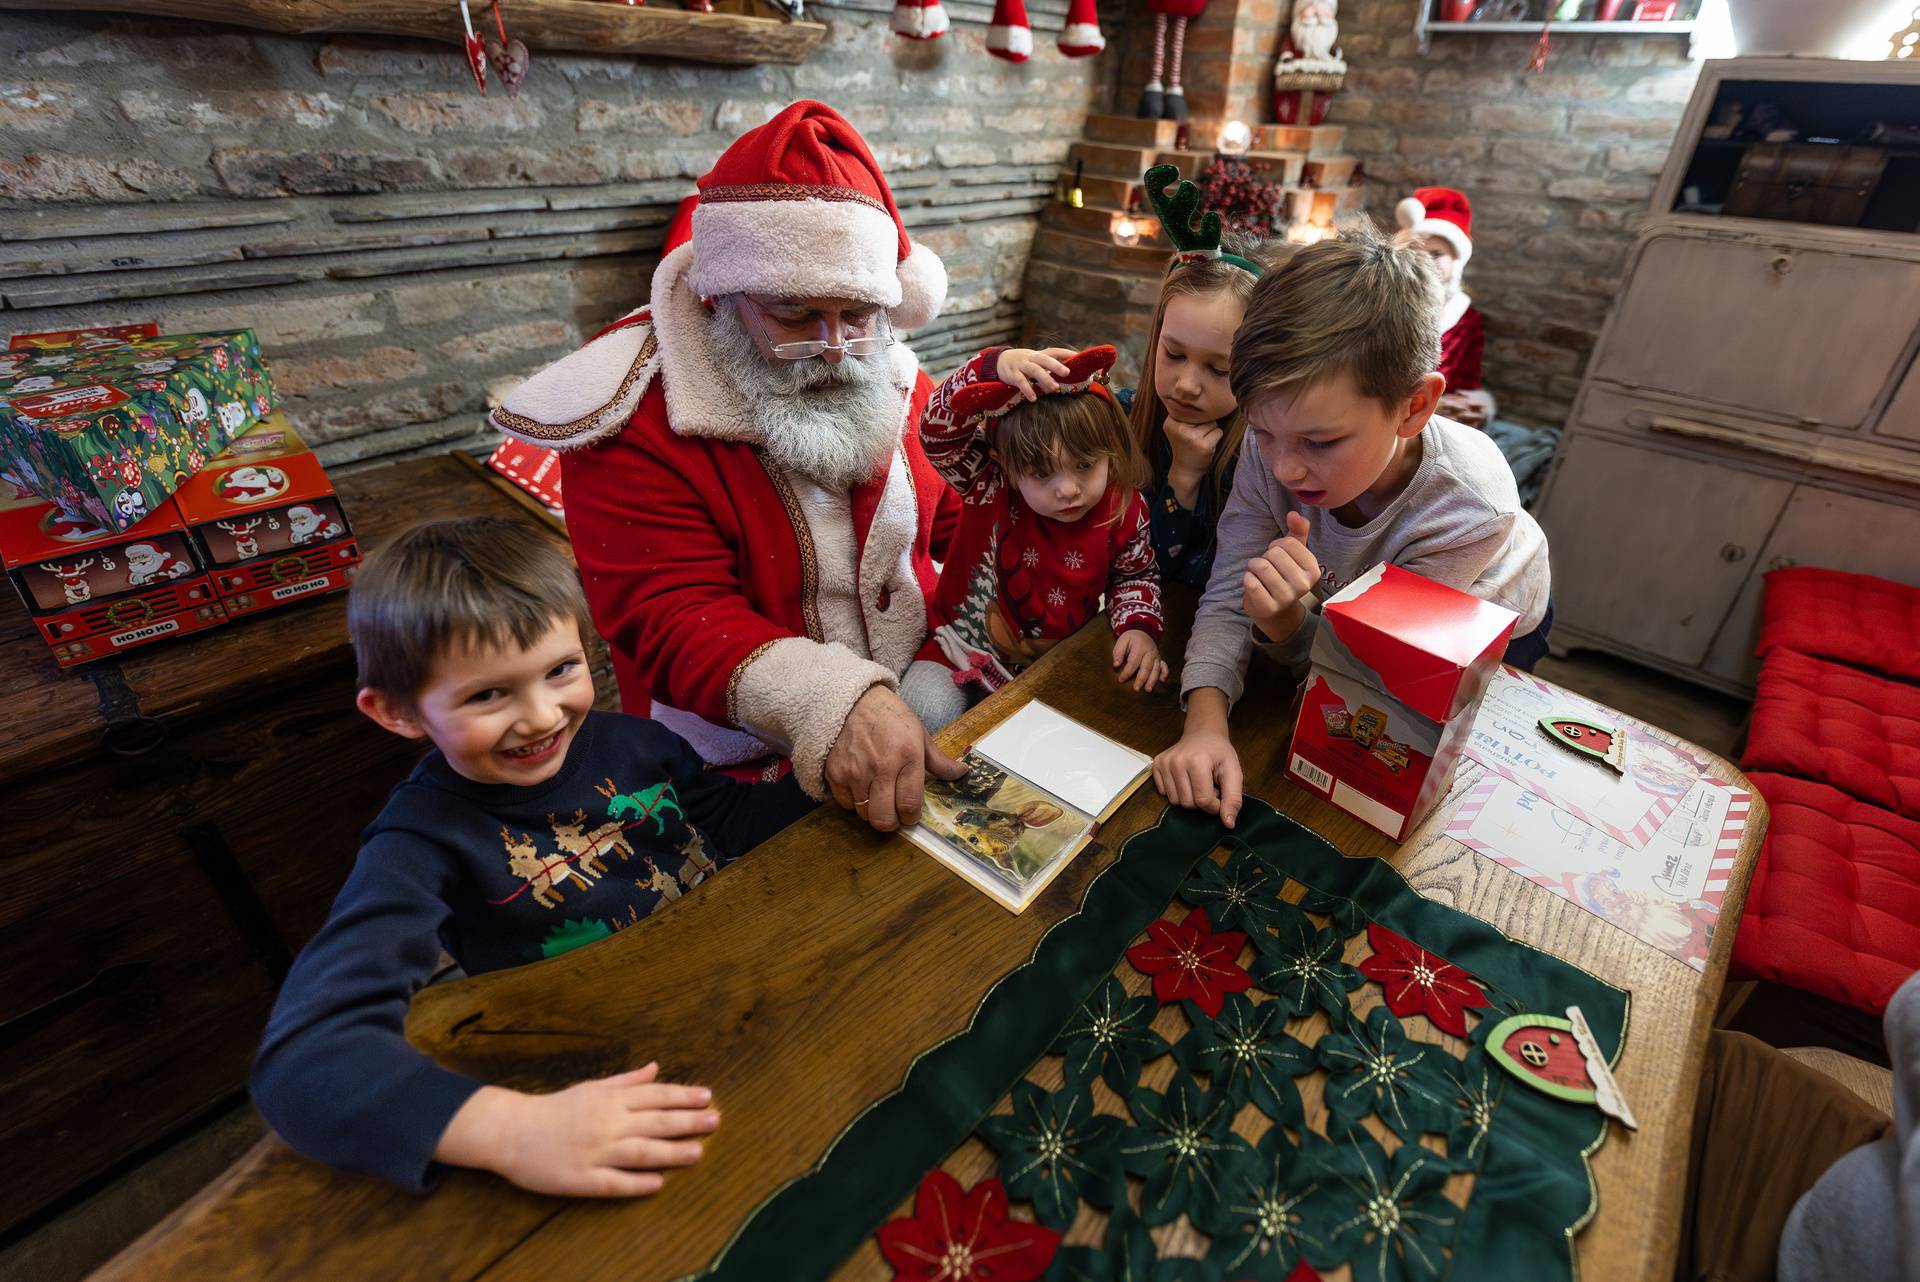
[172,413,360,618]
[1286,564,1518,842]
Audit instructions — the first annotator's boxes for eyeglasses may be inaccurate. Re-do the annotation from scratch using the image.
[742,298,894,361]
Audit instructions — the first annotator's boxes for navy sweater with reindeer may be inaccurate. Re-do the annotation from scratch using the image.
[251,710,812,1192]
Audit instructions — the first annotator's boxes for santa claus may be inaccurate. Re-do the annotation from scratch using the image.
[125,542,192,586]
[286,504,344,545]
[491,101,967,833]
[1396,186,1496,428]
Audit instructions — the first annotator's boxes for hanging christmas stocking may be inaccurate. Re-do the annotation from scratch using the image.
[1058,0,1105,56]
[892,0,949,38]
[987,0,1033,62]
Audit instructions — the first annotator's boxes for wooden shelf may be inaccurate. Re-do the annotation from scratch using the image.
[0,0,827,66]
[1415,16,1697,53]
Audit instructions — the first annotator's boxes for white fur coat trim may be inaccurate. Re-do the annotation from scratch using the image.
[651,240,921,444]
[488,310,658,451]
[1440,290,1472,333]
[733,636,899,800]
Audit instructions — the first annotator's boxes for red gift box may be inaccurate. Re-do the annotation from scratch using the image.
[1286,564,1518,842]
[0,484,225,668]
[171,413,360,618]
[486,437,564,512]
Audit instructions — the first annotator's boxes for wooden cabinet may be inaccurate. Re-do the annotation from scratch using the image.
[1879,351,1920,448]
[1590,234,1920,431]
[1536,56,1920,694]
[0,454,608,1235]
[1539,436,1793,668]
[1701,486,1920,687]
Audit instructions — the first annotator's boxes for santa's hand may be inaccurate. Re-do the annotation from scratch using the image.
[995,348,1075,402]
[825,686,964,833]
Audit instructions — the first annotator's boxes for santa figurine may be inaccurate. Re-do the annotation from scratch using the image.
[1272,0,1345,126]
[124,542,192,586]
[1396,186,1496,428]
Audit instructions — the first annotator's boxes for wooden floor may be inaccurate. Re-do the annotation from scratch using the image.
[0,645,1752,1282]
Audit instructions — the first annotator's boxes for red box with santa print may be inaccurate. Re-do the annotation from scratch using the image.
[171,412,361,619]
[485,437,564,512]
[0,480,226,668]
[1285,563,1518,843]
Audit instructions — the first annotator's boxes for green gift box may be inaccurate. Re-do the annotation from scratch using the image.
[0,330,278,533]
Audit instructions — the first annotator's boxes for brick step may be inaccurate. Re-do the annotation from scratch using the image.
[1234,150,1307,186]
[1067,141,1207,183]
[1282,185,1366,223]
[1031,226,1173,279]
[1250,123,1346,156]
[1042,201,1164,243]
[1302,155,1359,187]
[1081,113,1183,149]
[1060,173,1141,210]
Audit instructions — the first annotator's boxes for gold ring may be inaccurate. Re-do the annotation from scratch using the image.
[853,797,869,807]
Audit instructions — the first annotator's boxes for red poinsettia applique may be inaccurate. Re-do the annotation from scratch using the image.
[876,1171,1061,1282]
[1357,922,1490,1037]
[1125,907,1251,1018]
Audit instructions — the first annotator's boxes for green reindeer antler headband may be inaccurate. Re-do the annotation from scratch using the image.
[1142,163,1266,278]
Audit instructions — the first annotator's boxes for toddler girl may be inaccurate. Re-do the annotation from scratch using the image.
[921,344,1167,698]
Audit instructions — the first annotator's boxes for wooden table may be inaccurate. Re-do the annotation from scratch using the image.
[93,598,1766,1282]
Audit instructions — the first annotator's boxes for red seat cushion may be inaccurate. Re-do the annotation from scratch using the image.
[1731,772,1920,1016]
[1743,648,1920,822]
[1758,567,1920,682]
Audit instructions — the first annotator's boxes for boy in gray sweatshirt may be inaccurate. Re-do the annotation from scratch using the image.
[1154,222,1550,828]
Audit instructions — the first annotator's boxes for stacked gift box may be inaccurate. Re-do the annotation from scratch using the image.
[0,325,360,668]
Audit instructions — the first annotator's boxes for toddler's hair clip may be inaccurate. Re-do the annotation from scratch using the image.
[952,345,1118,424]
[1143,164,1266,278]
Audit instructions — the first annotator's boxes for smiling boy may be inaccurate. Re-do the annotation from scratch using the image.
[251,518,811,1197]
[1153,223,1550,826]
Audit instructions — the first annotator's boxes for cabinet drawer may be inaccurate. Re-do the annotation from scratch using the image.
[1536,436,1794,668]
[1702,486,1920,688]
[1591,232,1920,430]
[0,850,277,1233]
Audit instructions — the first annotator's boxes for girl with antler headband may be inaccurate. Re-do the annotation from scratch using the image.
[1122,164,1289,592]
[920,345,1167,700]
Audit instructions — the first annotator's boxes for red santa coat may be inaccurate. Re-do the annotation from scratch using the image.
[1438,294,1485,392]
[493,242,958,796]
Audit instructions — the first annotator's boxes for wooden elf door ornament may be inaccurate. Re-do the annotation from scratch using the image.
[1539,714,1626,773]
[1485,1009,1637,1130]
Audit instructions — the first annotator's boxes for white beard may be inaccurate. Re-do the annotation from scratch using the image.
[1294,13,1338,61]
[710,303,907,490]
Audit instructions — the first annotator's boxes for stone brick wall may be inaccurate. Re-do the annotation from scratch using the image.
[1334,0,1700,426]
[1,5,1113,472]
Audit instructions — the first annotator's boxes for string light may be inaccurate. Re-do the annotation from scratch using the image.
[1216,119,1253,155]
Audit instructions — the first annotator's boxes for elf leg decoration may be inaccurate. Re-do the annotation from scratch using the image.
[1138,13,1168,118]
[1163,16,1189,120]
[1058,0,1105,56]
[987,0,1033,61]
[892,0,950,39]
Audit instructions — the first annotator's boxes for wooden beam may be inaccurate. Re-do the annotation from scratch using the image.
[0,0,827,66]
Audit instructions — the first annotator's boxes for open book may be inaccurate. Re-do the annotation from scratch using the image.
[904,701,1153,913]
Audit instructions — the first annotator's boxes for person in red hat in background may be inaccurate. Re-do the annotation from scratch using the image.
[1396,186,1496,429]
[491,101,981,836]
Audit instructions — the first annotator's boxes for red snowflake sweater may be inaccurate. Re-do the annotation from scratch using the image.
[922,351,1162,670]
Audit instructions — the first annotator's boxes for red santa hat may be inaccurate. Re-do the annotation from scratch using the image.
[687,100,946,330]
[891,0,949,38]
[987,0,1033,61]
[1057,0,1104,55]
[1395,186,1472,266]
